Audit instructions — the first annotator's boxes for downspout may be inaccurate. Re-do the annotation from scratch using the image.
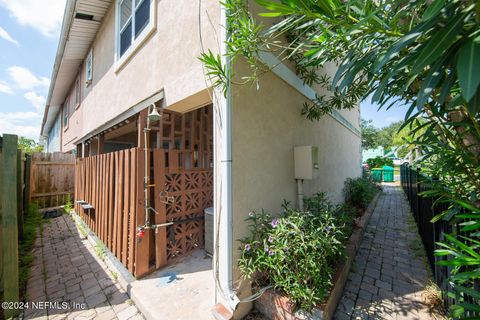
[217,2,240,311]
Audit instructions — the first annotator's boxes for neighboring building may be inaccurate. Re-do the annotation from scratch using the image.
[363,146,400,163]
[40,0,362,318]
[362,146,384,163]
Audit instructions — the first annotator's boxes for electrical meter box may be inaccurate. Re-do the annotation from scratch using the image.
[294,146,319,180]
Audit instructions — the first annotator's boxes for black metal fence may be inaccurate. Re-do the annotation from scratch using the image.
[400,164,472,314]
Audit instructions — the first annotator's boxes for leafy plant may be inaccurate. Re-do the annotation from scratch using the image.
[343,177,379,210]
[239,195,346,310]
[63,194,73,213]
[366,156,393,169]
[18,137,43,154]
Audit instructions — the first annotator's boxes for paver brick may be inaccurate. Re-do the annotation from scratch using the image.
[333,184,443,320]
[25,215,143,320]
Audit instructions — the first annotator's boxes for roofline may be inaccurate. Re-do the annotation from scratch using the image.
[40,0,77,137]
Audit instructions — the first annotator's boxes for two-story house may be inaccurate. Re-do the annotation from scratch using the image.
[40,0,363,318]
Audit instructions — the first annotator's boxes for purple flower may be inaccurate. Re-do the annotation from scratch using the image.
[268,235,274,243]
[264,245,269,252]
[268,250,275,256]
[271,218,279,228]
[244,244,251,252]
[324,226,332,232]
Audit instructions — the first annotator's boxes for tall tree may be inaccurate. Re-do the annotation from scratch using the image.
[360,119,379,149]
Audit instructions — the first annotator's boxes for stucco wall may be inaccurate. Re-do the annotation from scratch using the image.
[230,60,362,317]
[60,0,220,151]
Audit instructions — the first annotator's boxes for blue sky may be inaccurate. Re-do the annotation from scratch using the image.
[0,0,66,139]
[360,97,408,129]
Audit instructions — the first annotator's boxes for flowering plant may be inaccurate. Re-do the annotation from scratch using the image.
[238,195,347,310]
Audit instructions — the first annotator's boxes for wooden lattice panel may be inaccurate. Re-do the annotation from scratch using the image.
[164,170,213,260]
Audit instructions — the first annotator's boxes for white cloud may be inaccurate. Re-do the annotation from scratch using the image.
[8,66,50,90]
[0,0,66,37]
[0,118,40,139]
[0,111,41,122]
[0,80,14,95]
[0,111,42,139]
[0,26,19,46]
[24,91,46,112]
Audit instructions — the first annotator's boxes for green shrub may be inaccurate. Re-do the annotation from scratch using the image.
[343,177,378,210]
[63,194,73,213]
[366,156,393,168]
[238,195,347,310]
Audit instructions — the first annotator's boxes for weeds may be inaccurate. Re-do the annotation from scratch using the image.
[63,194,73,213]
[19,203,43,298]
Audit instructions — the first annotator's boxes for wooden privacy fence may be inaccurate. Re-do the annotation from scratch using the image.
[0,134,32,318]
[30,152,75,208]
[75,147,213,278]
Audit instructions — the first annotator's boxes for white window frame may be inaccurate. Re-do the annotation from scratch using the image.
[114,0,156,72]
[85,48,93,86]
[75,77,81,108]
[63,98,69,131]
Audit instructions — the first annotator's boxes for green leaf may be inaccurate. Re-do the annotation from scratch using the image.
[457,38,480,101]
[468,87,480,114]
[412,14,466,74]
[422,0,445,21]
[417,58,445,108]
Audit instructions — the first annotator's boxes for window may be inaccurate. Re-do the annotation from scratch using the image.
[63,98,69,129]
[117,0,152,58]
[85,49,93,85]
[75,78,81,107]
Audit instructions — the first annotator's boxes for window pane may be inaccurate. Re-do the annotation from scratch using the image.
[120,21,132,56]
[134,0,150,38]
[120,0,132,29]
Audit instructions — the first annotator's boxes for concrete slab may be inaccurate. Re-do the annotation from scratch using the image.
[130,250,215,320]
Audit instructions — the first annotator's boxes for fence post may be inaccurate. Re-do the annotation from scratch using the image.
[0,137,3,300]
[24,154,31,212]
[17,150,23,240]
[2,134,19,318]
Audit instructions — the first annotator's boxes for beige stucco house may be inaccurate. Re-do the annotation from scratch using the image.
[41,0,362,318]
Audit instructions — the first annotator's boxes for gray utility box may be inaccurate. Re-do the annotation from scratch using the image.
[204,207,214,256]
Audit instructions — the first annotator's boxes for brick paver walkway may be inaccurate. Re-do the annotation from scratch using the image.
[334,183,443,320]
[25,214,143,320]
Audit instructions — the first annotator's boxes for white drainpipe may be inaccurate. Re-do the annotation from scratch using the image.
[215,2,240,311]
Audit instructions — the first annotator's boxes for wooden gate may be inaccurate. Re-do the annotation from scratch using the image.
[30,152,75,208]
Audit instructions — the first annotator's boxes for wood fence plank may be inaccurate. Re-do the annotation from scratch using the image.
[135,148,149,277]
[113,152,118,256]
[153,149,167,268]
[128,148,136,274]
[108,153,114,249]
[116,151,124,260]
[2,134,19,318]
[122,150,130,265]
[16,150,23,240]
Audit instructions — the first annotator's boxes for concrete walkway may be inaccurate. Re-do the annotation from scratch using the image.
[334,183,443,320]
[25,214,143,320]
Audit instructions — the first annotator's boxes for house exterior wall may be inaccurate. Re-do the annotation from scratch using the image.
[229,59,362,317]
[56,0,220,151]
